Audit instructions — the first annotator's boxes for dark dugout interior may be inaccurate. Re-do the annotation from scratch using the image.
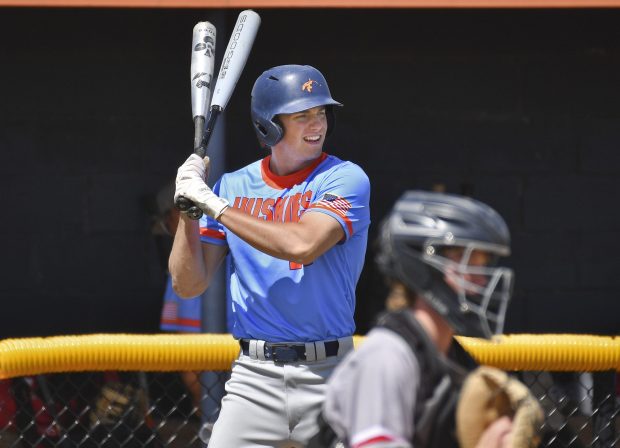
[0,8,618,338]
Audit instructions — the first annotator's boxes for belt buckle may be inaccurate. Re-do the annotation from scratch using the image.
[271,345,300,363]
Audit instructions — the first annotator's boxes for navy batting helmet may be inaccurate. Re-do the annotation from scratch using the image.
[376,190,514,339]
[250,65,342,147]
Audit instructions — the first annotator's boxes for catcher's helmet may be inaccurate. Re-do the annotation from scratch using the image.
[250,65,342,147]
[376,190,514,339]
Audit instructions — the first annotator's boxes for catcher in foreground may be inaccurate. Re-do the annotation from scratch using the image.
[308,190,543,448]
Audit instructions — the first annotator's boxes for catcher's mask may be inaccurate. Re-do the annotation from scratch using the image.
[250,64,342,147]
[376,190,514,339]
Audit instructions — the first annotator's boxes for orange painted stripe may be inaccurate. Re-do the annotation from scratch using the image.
[2,0,620,7]
[309,204,354,236]
[200,228,226,240]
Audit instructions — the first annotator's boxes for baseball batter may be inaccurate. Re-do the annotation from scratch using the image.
[169,65,370,447]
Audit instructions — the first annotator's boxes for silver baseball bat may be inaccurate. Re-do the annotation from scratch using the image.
[184,10,261,220]
[176,21,217,217]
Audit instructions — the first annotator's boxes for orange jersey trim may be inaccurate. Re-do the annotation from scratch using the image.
[261,152,328,189]
[308,203,354,236]
[200,228,226,240]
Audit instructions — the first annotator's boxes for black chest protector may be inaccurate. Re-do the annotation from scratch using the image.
[307,310,470,448]
[376,310,467,448]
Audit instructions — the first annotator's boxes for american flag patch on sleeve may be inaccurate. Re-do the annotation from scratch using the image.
[317,193,352,215]
[161,302,178,322]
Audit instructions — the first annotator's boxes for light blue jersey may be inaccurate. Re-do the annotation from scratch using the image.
[200,152,370,342]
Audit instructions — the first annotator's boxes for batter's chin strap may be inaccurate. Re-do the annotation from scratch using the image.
[306,412,343,448]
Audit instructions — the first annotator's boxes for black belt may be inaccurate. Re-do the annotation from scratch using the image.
[240,339,339,364]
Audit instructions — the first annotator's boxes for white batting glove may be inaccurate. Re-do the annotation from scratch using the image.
[174,154,229,219]
[176,153,208,182]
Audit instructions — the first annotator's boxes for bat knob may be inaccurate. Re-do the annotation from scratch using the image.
[175,196,193,212]
[187,206,204,220]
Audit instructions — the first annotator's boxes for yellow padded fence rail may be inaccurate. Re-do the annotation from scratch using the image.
[456,334,620,371]
[0,334,239,379]
[0,333,618,379]
[0,334,365,379]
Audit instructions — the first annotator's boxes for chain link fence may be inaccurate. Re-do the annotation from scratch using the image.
[0,334,618,447]
[521,371,619,447]
[0,371,231,448]
[0,369,618,447]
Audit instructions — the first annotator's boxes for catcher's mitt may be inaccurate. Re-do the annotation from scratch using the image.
[456,366,544,448]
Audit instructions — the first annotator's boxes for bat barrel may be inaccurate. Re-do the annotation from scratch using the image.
[191,21,216,119]
[210,10,261,109]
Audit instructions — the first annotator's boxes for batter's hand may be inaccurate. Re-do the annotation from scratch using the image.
[176,154,209,182]
[175,154,229,219]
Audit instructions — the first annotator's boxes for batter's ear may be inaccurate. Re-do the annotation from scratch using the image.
[325,106,336,137]
[272,116,284,136]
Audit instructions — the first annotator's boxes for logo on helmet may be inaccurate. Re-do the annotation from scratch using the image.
[301,79,318,93]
